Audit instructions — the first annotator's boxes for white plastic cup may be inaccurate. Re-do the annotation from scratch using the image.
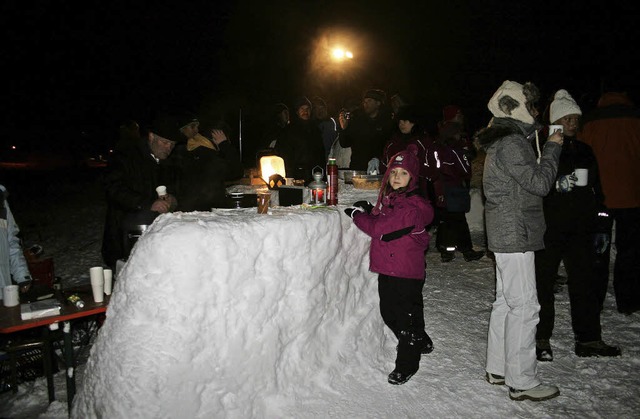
[103,269,113,296]
[156,185,167,198]
[549,125,564,135]
[3,285,19,307]
[89,266,105,303]
[574,168,589,187]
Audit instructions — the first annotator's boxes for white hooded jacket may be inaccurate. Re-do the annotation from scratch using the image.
[0,185,30,291]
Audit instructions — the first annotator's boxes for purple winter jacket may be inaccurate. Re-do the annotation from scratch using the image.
[353,191,433,279]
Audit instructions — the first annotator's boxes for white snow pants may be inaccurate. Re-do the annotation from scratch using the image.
[486,252,541,390]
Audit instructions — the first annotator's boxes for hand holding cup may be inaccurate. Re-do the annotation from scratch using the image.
[548,129,564,146]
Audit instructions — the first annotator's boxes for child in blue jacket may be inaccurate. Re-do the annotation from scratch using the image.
[345,144,435,385]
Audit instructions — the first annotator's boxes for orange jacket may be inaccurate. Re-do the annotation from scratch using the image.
[579,92,640,209]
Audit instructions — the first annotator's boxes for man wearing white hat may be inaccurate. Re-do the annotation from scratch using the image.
[534,89,621,363]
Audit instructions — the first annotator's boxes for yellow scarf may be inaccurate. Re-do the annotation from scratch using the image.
[187,133,216,151]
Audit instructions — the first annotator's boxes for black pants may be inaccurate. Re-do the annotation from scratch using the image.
[610,208,640,313]
[378,274,425,374]
[592,233,611,310]
[435,210,473,252]
[535,231,602,343]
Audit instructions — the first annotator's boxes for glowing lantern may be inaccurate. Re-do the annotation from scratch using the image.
[308,166,327,206]
[259,156,286,189]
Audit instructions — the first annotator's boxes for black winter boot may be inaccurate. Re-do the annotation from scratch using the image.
[462,250,485,262]
[388,369,415,385]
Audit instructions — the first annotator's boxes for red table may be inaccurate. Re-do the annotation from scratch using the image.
[0,294,109,412]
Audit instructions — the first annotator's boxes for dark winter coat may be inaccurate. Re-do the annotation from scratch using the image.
[425,140,471,210]
[536,136,607,233]
[173,140,243,212]
[339,109,394,171]
[276,117,325,181]
[101,140,177,267]
[381,128,432,178]
[476,117,561,253]
[353,191,433,279]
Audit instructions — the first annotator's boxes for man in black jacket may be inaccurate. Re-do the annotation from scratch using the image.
[101,114,180,269]
[338,89,394,172]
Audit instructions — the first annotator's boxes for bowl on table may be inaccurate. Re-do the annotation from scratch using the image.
[339,170,367,184]
[351,174,383,190]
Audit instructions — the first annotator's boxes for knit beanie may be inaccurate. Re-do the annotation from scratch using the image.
[395,105,420,124]
[487,80,539,125]
[374,144,421,214]
[364,89,386,104]
[292,96,312,111]
[549,89,582,123]
[442,105,462,123]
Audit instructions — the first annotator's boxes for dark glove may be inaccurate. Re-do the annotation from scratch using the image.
[344,207,364,218]
[380,225,415,242]
[352,200,374,214]
[555,174,577,193]
[594,233,610,255]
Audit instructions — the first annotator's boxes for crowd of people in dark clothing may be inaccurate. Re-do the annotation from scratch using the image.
[97,82,638,396]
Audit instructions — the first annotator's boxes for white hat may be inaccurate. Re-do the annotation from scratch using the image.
[487,80,535,125]
[549,89,582,123]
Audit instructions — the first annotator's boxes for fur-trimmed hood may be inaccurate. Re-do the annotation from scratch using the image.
[474,117,541,151]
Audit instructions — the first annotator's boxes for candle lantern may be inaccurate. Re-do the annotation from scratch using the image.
[308,166,327,206]
[259,155,286,189]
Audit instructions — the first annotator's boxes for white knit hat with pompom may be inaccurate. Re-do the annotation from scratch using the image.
[549,89,582,123]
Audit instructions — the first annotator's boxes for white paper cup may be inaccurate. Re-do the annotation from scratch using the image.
[103,269,113,296]
[3,285,19,307]
[89,266,105,303]
[549,125,564,135]
[156,185,167,197]
[574,168,588,187]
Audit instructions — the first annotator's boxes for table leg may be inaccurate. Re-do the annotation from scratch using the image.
[42,327,55,402]
[63,321,75,413]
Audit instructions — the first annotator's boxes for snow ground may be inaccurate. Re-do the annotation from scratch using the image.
[0,172,638,419]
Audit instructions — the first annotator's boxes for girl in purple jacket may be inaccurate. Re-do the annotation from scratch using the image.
[344,144,435,385]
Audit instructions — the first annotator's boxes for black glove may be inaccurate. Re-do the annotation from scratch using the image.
[380,225,415,242]
[344,207,364,218]
[352,200,374,214]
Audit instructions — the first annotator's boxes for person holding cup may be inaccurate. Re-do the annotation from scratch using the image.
[101,113,181,270]
[534,89,620,361]
[476,80,562,401]
[1,185,33,305]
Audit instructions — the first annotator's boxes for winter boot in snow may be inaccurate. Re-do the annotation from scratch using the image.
[388,369,415,385]
[536,339,553,362]
[509,384,559,401]
[420,332,434,355]
[575,340,621,357]
[462,250,484,262]
[485,372,505,385]
[441,251,455,262]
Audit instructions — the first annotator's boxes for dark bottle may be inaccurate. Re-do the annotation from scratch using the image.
[327,158,338,205]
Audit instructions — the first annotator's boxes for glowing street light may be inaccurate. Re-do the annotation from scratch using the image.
[331,47,353,61]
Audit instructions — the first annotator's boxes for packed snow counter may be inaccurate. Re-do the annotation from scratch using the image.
[72,185,391,418]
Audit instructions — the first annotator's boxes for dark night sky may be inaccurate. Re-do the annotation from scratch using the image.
[3,0,639,157]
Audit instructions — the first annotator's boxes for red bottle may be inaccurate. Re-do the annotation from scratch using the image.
[327,158,338,205]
